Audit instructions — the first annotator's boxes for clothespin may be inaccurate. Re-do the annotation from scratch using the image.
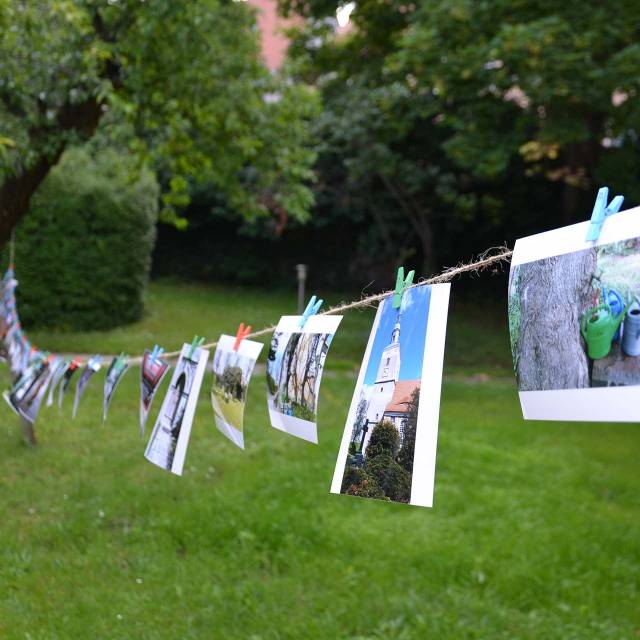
[114,352,128,369]
[149,344,164,364]
[233,323,252,351]
[298,295,323,328]
[187,335,205,359]
[392,267,415,309]
[585,187,624,242]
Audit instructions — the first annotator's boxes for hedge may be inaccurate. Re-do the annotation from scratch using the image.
[8,147,158,331]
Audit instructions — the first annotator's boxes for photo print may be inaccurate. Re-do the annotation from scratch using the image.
[72,355,103,419]
[330,284,451,508]
[103,355,130,421]
[4,355,59,425]
[140,348,170,436]
[58,359,81,408]
[508,204,640,421]
[266,315,342,444]
[211,334,263,449]
[46,358,70,407]
[144,343,209,475]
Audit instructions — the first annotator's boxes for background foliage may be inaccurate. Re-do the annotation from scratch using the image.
[10,147,158,330]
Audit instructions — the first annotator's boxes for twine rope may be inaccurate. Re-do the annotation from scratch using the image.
[117,246,513,366]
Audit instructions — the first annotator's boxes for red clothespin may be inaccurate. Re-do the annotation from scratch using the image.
[233,322,252,351]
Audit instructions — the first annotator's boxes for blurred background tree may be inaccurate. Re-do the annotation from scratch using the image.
[0,0,318,245]
[154,0,639,290]
[2,0,639,325]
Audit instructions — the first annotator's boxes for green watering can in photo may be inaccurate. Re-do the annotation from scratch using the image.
[580,302,627,360]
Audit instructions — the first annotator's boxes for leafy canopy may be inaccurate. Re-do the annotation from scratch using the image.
[0,0,318,225]
[282,0,640,271]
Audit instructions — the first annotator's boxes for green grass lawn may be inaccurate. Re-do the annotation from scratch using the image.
[1,280,638,639]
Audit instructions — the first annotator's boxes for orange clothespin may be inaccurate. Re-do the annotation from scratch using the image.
[233,322,252,351]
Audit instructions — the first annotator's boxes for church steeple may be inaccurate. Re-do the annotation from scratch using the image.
[391,313,401,344]
[374,310,402,383]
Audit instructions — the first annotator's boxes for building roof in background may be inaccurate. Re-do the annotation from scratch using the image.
[385,379,420,414]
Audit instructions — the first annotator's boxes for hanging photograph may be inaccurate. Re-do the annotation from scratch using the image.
[46,358,70,407]
[3,355,58,425]
[72,355,103,419]
[58,359,81,408]
[266,315,342,444]
[211,334,263,449]
[508,204,640,421]
[330,283,450,508]
[140,348,170,436]
[144,343,209,475]
[103,356,130,421]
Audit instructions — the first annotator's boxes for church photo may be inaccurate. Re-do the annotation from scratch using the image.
[331,283,451,507]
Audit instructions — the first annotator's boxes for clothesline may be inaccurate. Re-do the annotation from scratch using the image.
[59,246,514,365]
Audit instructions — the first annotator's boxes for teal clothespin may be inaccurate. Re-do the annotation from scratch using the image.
[585,187,624,242]
[150,344,164,364]
[114,352,128,372]
[187,335,205,359]
[392,267,415,309]
[298,295,323,328]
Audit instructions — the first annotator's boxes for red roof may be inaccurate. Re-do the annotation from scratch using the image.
[384,380,420,414]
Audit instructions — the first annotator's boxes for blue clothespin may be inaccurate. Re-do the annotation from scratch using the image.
[392,267,415,309]
[585,187,624,242]
[298,295,323,328]
[187,335,205,359]
[149,344,164,364]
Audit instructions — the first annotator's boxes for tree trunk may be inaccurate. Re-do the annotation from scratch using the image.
[515,247,597,391]
[0,97,102,248]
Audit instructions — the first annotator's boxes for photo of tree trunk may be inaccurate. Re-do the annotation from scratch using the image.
[266,315,342,444]
[509,236,640,391]
[267,330,333,423]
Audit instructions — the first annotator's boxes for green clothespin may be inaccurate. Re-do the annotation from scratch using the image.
[114,352,129,373]
[187,335,205,359]
[392,267,415,309]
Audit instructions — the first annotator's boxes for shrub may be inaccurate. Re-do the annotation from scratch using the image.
[9,147,158,330]
[365,454,412,502]
[341,466,385,499]
[365,419,400,459]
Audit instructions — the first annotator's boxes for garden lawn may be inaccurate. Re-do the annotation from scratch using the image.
[0,280,638,639]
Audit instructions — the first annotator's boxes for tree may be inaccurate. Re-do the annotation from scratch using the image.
[397,388,419,473]
[341,466,386,500]
[282,0,640,273]
[0,0,318,247]
[365,419,400,459]
[365,454,411,503]
[512,249,596,391]
[350,397,369,444]
[393,0,640,223]
[221,366,244,401]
